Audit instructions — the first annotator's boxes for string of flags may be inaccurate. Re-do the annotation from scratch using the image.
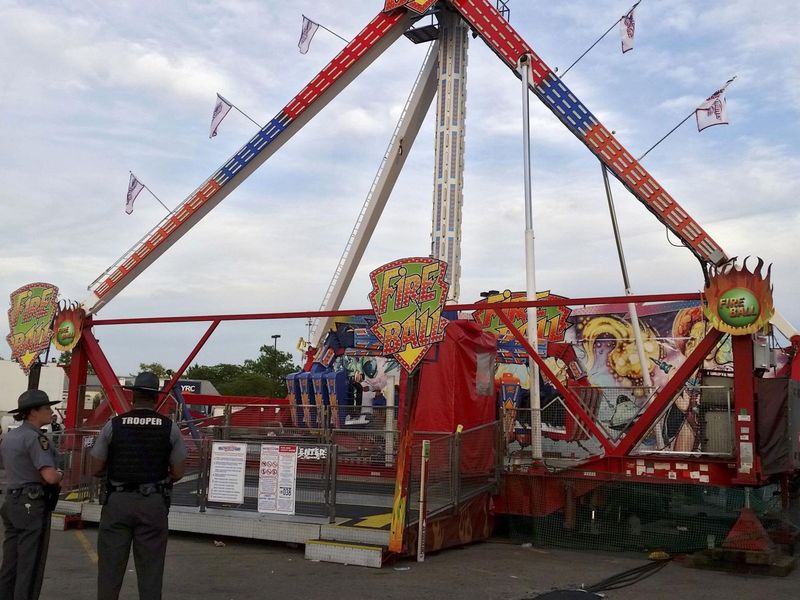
[126,7,734,212]
[125,13,348,214]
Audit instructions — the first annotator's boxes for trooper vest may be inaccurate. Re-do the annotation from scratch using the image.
[108,409,172,484]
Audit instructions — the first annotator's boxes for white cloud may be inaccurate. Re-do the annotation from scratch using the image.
[1,0,798,372]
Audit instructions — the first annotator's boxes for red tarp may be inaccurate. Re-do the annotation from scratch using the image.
[399,320,497,474]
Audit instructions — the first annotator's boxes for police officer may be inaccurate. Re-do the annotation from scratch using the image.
[0,389,63,600]
[90,371,187,600]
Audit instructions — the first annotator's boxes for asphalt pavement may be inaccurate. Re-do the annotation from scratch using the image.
[0,520,797,600]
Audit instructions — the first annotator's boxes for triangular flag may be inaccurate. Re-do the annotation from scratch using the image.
[620,1,640,53]
[696,77,736,132]
[125,173,144,215]
[298,15,320,54]
[209,93,233,139]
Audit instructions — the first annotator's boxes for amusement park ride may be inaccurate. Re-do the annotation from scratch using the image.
[11,0,799,560]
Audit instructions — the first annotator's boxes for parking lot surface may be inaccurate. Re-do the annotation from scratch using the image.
[1,519,797,600]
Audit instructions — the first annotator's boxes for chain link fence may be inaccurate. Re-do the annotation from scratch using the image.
[53,404,498,524]
[58,387,762,557]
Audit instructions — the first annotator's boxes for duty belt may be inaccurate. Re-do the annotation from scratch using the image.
[6,484,44,499]
[111,482,166,496]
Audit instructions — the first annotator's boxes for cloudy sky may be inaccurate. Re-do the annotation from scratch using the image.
[2,0,798,375]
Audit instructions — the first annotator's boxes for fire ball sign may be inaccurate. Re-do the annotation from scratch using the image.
[53,303,86,352]
[6,282,59,373]
[368,257,450,372]
[704,258,774,336]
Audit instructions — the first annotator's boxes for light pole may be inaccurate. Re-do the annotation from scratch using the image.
[271,334,281,350]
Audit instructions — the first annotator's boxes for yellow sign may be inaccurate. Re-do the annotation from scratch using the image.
[6,282,59,373]
[368,257,450,372]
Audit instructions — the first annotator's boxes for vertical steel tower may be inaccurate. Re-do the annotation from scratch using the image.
[430,9,469,302]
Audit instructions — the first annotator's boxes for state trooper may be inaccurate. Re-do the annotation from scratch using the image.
[0,389,63,600]
[91,371,187,600]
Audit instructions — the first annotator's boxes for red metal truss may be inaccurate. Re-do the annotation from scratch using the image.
[492,302,737,484]
[88,9,414,314]
[448,0,726,266]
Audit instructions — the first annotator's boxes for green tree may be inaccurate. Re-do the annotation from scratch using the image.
[185,363,244,388]
[217,373,272,397]
[182,344,298,398]
[57,350,95,374]
[243,345,298,397]
[138,362,171,378]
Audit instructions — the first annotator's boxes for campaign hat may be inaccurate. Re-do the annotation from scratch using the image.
[10,389,60,414]
[122,371,164,394]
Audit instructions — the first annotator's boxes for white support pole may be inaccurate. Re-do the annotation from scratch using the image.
[518,54,542,461]
[600,164,652,389]
[416,439,430,562]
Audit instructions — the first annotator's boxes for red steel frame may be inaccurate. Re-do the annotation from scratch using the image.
[65,291,767,480]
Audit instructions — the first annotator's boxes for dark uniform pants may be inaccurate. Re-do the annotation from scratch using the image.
[97,492,169,600]
[0,494,52,600]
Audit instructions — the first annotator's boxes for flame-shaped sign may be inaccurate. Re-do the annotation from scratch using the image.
[6,282,59,373]
[704,257,774,336]
[368,257,449,372]
[53,302,86,352]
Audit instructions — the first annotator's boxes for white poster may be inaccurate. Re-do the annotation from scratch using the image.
[258,444,297,514]
[208,442,248,504]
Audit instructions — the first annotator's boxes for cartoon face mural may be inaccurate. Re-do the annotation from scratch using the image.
[334,355,401,423]
[579,315,662,389]
[481,295,787,455]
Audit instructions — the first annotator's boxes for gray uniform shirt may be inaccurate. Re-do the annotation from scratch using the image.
[90,420,187,483]
[0,421,58,490]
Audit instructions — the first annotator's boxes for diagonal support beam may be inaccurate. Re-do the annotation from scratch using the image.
[449,0,727,266]
[157,320,221,413]
[492,307,614,453]
[80,324,131,422]
[616,327,725,455]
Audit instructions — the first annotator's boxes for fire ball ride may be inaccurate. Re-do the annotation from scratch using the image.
[7,1,800,567]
